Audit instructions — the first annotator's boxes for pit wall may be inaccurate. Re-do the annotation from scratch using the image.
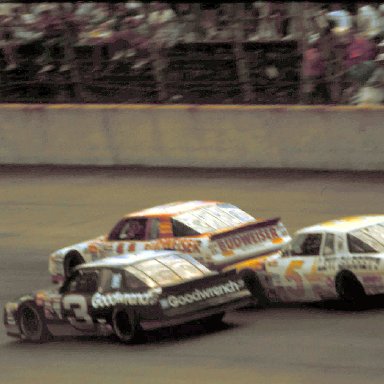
[0,104,383,171]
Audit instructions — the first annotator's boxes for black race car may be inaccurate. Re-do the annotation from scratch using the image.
[4,250,251,343]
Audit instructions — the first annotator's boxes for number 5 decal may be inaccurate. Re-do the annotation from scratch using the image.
[63,294,95,332]
[285,260,305,298]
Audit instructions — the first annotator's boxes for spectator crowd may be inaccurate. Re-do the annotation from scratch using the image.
[1,2,384,104]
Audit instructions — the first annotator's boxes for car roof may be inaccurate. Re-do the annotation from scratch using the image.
[77,250,193,270]
[296,215,384,235]
[125,200,222,218]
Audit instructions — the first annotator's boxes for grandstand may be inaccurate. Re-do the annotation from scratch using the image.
[0,2,382,105]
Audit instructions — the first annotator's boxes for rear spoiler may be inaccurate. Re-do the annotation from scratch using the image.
[210,217,281,241]
[160,270,238,295]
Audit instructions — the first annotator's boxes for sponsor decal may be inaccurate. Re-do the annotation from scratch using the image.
[317,256,381,272]
[91,290,160,309]
[215,226,280,254]
[160,279,245,309]
[144,238,201,253]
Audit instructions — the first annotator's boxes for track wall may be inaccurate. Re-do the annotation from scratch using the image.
[0,104,383,171]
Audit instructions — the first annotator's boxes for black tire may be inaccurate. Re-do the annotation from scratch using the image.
[240,269,269,307]
[335,271,366,307]
[64,252,84,278]
[19,303,51,343]
[112,307,142,344]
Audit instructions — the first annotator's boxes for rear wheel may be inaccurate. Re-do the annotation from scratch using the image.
[112,307,143,344]
[19,303,51,343]
[335,271,366,308]
[64,252,84,278]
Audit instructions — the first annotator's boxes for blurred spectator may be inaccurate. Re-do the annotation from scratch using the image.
[144,2,180,71]
[344,25,377,102]
[270,3,289,40]
[173,3,197,43]
[34,4,67,74]
[353,53,384,104]
[313,5,330,34]
[357,3,380,39]
[75,3,115,72]
[303,35,330,104]
[327,3,352,34]
[0,6,20,71]
[248,1,278,41]
[149,2,179,48]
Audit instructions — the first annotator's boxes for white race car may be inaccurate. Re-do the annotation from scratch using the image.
[226,215,384,306]
[49,201,291,287]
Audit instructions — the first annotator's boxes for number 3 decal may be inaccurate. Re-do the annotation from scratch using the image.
[63,294,94,332]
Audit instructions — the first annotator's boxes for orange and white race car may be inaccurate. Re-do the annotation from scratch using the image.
[229,215,384,306]
[49,201,291,288]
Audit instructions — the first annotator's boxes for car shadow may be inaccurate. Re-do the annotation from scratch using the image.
[3,319,239,349]
[236,294,384,313]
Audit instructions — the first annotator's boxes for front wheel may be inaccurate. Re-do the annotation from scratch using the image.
[19,303,51,343]
[112,307,143,344]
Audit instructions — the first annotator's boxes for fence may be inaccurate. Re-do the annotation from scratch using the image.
[0,39,301,104]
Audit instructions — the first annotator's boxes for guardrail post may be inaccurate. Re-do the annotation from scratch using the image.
[232,3,253,103]
[143,4,168,103]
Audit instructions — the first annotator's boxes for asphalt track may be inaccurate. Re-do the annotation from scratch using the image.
[1,166,384,384]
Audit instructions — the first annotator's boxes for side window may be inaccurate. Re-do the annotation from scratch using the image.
[291,233,322,256]
[323,233,335,256]
[67,270,99,294]
[99,269,125,292]
[114,219,147,241]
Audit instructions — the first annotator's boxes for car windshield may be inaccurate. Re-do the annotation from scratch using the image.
[172,203,255,235]
[347,224,384,253]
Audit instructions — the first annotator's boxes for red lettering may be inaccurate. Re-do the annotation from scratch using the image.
[258,230,266,241]
[269,227,279,239]
[217,240,227,253]
[239,233,253,246]
[233,237,242,248]
[225,239,235,250]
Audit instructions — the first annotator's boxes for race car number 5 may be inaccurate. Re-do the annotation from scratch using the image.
[63,294,94,331]
[285,260,305,297]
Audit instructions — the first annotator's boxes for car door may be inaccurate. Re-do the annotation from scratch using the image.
[60,269,100,335]
[266,232,327,302]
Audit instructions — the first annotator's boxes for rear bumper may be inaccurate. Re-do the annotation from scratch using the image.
[140,294,252,331]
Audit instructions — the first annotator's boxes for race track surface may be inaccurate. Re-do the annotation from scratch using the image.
[1,166,384,384]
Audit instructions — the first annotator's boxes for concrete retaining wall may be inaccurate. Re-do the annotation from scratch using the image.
[0,104,383,171]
